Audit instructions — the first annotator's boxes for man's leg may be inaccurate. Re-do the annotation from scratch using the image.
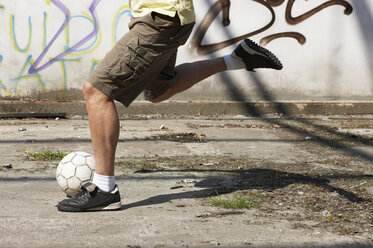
[151,39,283,103]
[83,81,119,178]
[151,57,227,103]
[56,81,122,212]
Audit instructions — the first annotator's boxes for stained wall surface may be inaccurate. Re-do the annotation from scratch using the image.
[0,0,371,103]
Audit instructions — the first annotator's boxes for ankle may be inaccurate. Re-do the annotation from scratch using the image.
[92,173,116,192]
[224,54,245,70]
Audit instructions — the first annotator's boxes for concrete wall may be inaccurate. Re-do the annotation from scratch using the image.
[0,0,372,103]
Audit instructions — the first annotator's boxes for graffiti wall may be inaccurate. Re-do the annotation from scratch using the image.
[0,0,372,102]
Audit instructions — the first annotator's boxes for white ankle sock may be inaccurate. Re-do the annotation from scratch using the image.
[92,173,116,192]
[224,54,245,70]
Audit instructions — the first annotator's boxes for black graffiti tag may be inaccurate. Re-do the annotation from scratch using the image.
[191,0,275,55]
[190,0,353,54]
[285,0,353,25]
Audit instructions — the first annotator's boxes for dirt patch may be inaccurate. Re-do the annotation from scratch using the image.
[114,155,373,237]
[196,210,245,218]
[146,132,205,143]
[186,122,285,129]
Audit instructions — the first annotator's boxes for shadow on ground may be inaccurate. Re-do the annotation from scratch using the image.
[121,168,372,210]
[1,168,370,205]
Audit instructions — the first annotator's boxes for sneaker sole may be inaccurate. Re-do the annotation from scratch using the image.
[240,39,283,70]
[57,202,122,212]
[88,202,122,211]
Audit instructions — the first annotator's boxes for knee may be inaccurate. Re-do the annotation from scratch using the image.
[83,81,94,101]
[83,81,109,105]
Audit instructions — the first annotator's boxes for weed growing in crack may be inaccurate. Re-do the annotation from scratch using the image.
[25,149,68,161]
[208,191,262,210]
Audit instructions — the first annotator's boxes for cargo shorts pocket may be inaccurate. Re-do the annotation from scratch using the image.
[105,37,157,88]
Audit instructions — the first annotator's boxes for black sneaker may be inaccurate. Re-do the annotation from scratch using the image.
[232,39,283,71]
[57,182,122,212]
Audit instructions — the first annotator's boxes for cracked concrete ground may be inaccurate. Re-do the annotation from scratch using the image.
[0,115,372,248]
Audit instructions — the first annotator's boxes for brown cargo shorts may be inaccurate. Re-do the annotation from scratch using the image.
[87,12,194,107]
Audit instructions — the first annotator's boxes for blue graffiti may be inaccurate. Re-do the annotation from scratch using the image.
[28,0,70,74]
[56,57,82,92]
[113,9,131,44]
[65,14,99,53]
[29,0,101,74]
[90,59,101,73]
[10,55,46,94]
[10,15,32,53]
[43,12,48,50]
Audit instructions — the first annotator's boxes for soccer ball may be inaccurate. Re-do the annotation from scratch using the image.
[56,151,95,197]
